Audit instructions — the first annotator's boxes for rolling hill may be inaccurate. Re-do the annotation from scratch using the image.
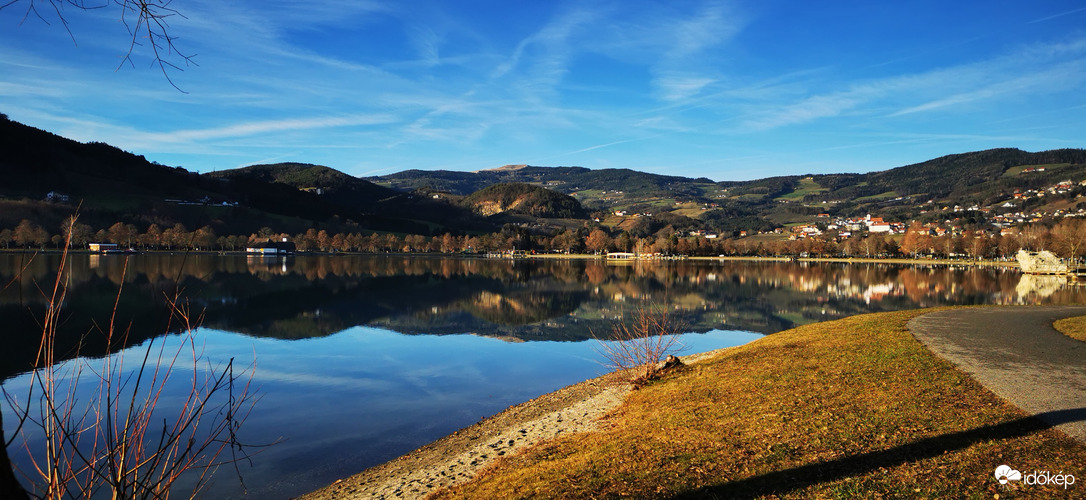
[460,183,586,219]
[206,163,493,234]
[0,117,496,236]
[3,112,1086,240]
[0,116,355,235]
[368,148,1086,235]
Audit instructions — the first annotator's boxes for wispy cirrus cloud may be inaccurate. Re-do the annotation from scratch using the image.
[1028,6,1086,24]
[650,1,743,102]
[892,61,1086,116]
[744,92,867,130]
[145,114,400,143]
[532,136,657,163]
[739,35,1086,131]
[654,74,717,102]
[489,6,597,97]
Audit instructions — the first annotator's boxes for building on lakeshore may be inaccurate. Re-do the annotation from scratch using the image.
[88,243,119,253]
[246,238,297,255]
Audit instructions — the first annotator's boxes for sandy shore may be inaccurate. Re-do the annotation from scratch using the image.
[300,350,722,500]
[299,372,631,500]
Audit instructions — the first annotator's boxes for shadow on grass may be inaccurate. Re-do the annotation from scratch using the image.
[674,408,1086,499]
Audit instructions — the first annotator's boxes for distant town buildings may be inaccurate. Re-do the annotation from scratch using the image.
[246,238,297,255]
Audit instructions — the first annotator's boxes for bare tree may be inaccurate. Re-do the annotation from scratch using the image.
[596,304,684,387]
[3,216,261,498]
[1,0,195,90]
[1051,218,1086,263]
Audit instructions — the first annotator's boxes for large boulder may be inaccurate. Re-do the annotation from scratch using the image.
[1016,249,1068,274]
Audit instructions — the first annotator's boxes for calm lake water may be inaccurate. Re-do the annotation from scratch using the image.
[0,254,1082,498]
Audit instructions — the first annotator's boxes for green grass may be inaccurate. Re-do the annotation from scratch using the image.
[854,190,900,203]
[776,177,828,202]
[435,309,1086,499]
[1001,164,1072,178]
[1052,315,1086,343]
[571,189,604,197]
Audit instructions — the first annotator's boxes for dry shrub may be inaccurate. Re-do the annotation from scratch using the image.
[596,304,684,387]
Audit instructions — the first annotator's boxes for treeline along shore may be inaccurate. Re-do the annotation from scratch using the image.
[2,215,1086,263]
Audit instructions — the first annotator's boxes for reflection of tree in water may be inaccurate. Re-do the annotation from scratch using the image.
[4,254,1086,379]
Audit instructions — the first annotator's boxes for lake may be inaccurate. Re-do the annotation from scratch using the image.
[0,254,1081,498]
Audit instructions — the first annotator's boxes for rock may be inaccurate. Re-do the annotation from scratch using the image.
[661,354,684,370]
[1017,249,1069,274]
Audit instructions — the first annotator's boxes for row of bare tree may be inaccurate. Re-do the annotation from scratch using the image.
[4,218,1086,260]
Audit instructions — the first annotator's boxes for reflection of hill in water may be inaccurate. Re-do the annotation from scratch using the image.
[461,290,585,326]
[3,254,1086,378]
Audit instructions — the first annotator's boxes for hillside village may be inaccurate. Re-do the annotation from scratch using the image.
[777,176,1086,245]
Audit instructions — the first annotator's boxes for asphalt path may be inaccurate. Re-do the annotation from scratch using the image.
[908,306,1086,442]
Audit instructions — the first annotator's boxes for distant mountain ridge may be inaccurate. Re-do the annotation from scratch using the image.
[370,166,715,199]
[368,148,1086,233]
[3,113,1086,239]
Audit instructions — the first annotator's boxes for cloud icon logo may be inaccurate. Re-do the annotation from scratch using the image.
[995,465,1022,484]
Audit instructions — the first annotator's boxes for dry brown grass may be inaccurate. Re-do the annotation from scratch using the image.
[431,309,1086,499]
[1053,315,1086,343]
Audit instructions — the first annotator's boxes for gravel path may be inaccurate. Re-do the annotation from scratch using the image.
[908,306,1086,442]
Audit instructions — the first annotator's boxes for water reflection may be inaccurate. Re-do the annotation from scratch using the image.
[0,255,1080,377]
[2,254,1083,498]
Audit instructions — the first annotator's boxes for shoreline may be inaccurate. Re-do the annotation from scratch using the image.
[299,371,632,500]
[299,349,725,500]
[1,248,1020,269]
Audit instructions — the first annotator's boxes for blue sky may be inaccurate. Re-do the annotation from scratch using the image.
[2,1,1085,181]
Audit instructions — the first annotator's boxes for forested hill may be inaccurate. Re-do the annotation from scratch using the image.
[460,183,586,219]
[370,165,715,199]
[0,115,321,234]
[206,163,398,209]
[368,148,1086,233]
[370,149,1086,206]
[813,148,1086,203]
[207,162,493,234]
[3,112,1086,242]
[0,116,491,236]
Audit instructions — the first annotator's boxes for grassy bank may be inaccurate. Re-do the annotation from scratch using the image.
[1053,315,1086,343]
[433,309,1084,499]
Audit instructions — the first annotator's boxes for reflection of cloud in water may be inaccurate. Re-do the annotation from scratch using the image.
[1016,275,1065,299]
[251,367,404,393]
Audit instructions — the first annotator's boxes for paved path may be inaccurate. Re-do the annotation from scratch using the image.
[908,306,1086,442]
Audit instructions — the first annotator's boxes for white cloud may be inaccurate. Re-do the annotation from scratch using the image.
[738,35,1086,131]
[655,74,717,102]
[1028,6,1086,24]
[744,92,867,130]
[489,5,597,98]
[649,1,743,102]
[150,115,400,143]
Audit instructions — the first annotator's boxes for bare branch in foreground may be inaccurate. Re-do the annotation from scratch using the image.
[596,303,685,387]
[3,214,263,498]
[1,0,196,91]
